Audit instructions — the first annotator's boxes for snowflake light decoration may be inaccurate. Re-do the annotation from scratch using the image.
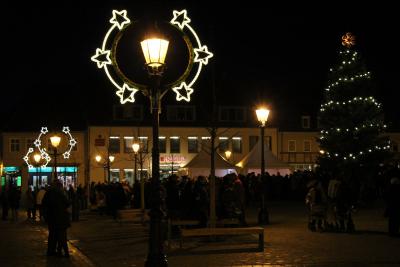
[91,9,213,103]
[342,32,356,48]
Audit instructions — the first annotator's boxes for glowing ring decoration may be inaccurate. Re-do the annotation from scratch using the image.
[34,126,77,161]
[91,9,213,103]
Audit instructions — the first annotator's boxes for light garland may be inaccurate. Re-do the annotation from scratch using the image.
[91,9,213,104]
[322,143,391,161]
[320,96,381,111]
[324,72,371,92]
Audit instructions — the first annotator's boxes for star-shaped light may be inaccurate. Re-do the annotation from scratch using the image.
[69,139,77,147]
[63,151,71,159]
[34,139,41,147]
[62,126,70,134]
[194,46,213,65]
[116,84,139,104]
[172,82,194,102]
[342,32,356,48]
[91,49,112,69]
[170,10,191,29]
[109,10,131,30]
[41,127,48,134]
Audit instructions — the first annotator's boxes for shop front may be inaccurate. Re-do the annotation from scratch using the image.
[1,166,22,188]
[27,166,78,189]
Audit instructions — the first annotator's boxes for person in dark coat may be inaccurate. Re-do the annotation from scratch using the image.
[42,180,71,257]
[1,185,9,220]
[385,176,400,237]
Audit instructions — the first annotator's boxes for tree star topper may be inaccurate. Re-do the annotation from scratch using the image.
[342,32,356,48]
[91,9,213,104]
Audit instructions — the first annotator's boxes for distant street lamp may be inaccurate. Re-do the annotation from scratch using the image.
[225,150,232,161]
[132,142,140,182]
[50,134,61,181]
[95,154,115,183]
[256,107,270,225]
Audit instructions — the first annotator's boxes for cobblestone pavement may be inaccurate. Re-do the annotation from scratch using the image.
[1,202,400,267]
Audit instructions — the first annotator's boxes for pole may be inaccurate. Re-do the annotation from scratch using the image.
[140,150,145,210]
[145,77,167,267]
[107,159,111,183]
[258,125,269,224]
[209,128,216,228]
[53,148,58,182]
[134,153,138,182]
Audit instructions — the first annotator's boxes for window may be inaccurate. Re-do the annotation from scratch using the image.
[124,169,134,184]
[304,140,311,152]
[113,105,143,121]
[109,137,120,154]
[123,137,134,153]
[138,137,148,153]
[218,137,229,152]
[170,137,180,153]
[10,139,20,152]
[110,169,120,182]
[288,140,296,152]
[201,137,211,151]
[219,106,246,122]
[159,137,166,153]
[167,106,196,121]
[26,139,35,150]
[232,137,242,153]
[249,136,259,152]
[188,137,198,153]
[302,116,311,129]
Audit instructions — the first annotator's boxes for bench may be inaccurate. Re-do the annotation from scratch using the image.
[180,227,264,251]
[167,219,201,249]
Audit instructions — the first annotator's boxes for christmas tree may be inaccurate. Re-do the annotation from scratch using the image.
[317,33,390,199]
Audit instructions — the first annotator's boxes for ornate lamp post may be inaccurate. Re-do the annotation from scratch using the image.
[91,9,213,267]
[132,142,140,182]
[50,134,61,181]
[95,154,115,183]
[256,107,270,225]
[33,153,42,188]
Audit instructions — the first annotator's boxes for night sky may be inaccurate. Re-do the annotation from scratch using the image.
[3,2,400,130]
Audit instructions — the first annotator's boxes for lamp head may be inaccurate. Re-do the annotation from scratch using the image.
[141,37,169,75]
[132,143,140,153]
[95,155,102,162]
[256,107,270,127]
[50,135,61,148]
[225,150,232,160]
[109,155,115,163]
[33,153,41,163]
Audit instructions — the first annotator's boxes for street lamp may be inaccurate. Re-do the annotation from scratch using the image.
[33,153,42,188]
[141,35,169,267]
[132,142,140,182]
[50,134,61,181]
[95,154,115,183]
[225,150,232,161]
[256,107,270,225]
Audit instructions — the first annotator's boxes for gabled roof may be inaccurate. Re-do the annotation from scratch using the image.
[237,140,290,169]
[183,149,235,169]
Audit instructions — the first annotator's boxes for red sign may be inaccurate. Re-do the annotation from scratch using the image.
[160,155,185,163]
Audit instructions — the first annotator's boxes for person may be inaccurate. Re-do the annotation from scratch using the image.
[9,186,21,223]
[42,180,71,257]
[26,187,35,221]
[36,186,47,221]
[385,176,400,237]
[305,179,327,232]
[1,185,9,220]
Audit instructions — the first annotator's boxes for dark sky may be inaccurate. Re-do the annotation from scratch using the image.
[3,1,400,130]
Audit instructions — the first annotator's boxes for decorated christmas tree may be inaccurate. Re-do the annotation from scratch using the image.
[317,33,390,198]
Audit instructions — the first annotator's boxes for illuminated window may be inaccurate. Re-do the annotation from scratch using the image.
[170,137,180,153]
[232,137,242,153]
[188,137,198,153]
[109,137,120,154]
[123,137,134,153]
[201,137,211,151]
[139,137,148,153]
[159,137,166,153]
[218,137,229,152]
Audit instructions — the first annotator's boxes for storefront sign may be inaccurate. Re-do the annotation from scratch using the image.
[160,155,185,163]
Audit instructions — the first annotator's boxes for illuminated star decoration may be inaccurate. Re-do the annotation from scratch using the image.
[194,46,213,65]
[91,49,112,69]
[342,32,356,48]
[23,146,51,169]
[41,127,48,135]
[170,9,191,29]
[116,84,139,104]
[172,82,193,102]
[109,10,131,30]
[61,126,77,159]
